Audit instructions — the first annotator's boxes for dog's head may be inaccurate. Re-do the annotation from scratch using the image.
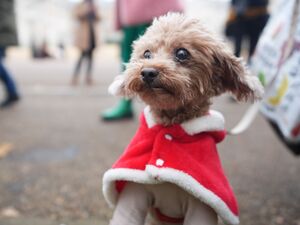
[110,13,263,111]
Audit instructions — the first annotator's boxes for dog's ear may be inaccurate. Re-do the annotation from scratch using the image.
[212,49,264,101]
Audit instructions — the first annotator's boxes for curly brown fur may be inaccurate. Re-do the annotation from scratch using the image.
[115,13,263,126]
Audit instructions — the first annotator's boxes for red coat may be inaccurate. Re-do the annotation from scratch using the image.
[103,107,239,225]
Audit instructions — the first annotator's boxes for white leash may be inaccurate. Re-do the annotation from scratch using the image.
[227,102,261,135]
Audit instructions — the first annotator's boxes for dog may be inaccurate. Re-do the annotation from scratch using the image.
[103,13,263,225]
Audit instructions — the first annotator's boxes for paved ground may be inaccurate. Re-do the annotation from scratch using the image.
[0,45,299,225]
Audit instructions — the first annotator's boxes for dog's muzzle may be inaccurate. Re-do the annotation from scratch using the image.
[141,68,159,84]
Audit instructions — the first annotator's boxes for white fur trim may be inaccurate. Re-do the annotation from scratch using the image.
[102,168,159,207]
[144,106,157,128]
[102,166,239,225]
[181,111,225,135]
[144,106,225,135]
[108,75,125,96]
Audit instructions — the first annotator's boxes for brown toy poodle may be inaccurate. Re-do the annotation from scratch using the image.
[103,13,263,225]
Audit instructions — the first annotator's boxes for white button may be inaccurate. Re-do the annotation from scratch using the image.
[156,158,164,166]
[164,134,173,140]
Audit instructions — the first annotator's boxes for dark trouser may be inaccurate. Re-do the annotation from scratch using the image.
[234,15,269,58]
[0,47,18,98]
[73,49,94,77]
[232,16,246,58]
[247,15,269,56]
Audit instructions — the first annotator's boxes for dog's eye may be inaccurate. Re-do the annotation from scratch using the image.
[143,50,152,59]
[175,48,189,61]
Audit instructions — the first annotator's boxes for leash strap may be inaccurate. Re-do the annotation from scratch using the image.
[227,102,260,135]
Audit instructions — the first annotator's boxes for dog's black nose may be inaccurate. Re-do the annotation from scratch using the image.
[141,68,159,84]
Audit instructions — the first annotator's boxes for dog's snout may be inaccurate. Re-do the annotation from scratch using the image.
[141,68,159,84]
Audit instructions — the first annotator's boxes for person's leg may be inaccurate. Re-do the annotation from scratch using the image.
[0,49,20,107]
[72,51,85,85]
[183,197,218,225]
[102,24,149,121]
[249,33,260,58]
[110,182,152,225]
[248,15,269,58]
[234,25,243,57]
[85,49,93,85]
[232,18,247,58]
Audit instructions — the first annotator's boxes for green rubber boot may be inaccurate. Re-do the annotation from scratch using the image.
[101,99,133,121]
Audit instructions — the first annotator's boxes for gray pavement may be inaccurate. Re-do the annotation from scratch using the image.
[0,48,300,225]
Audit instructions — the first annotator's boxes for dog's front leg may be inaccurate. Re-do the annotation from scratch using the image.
[110,182,152,225]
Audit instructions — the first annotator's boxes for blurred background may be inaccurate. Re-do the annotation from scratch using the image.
[0,0,299,225]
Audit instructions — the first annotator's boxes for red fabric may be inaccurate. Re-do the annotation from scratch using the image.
[112,113,239,217]
[154,208,184,223]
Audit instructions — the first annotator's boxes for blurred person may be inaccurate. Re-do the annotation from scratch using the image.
[0,0,20,108]
[101,0,184,121]
[72,0,101,85]
[225,0,269,59]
